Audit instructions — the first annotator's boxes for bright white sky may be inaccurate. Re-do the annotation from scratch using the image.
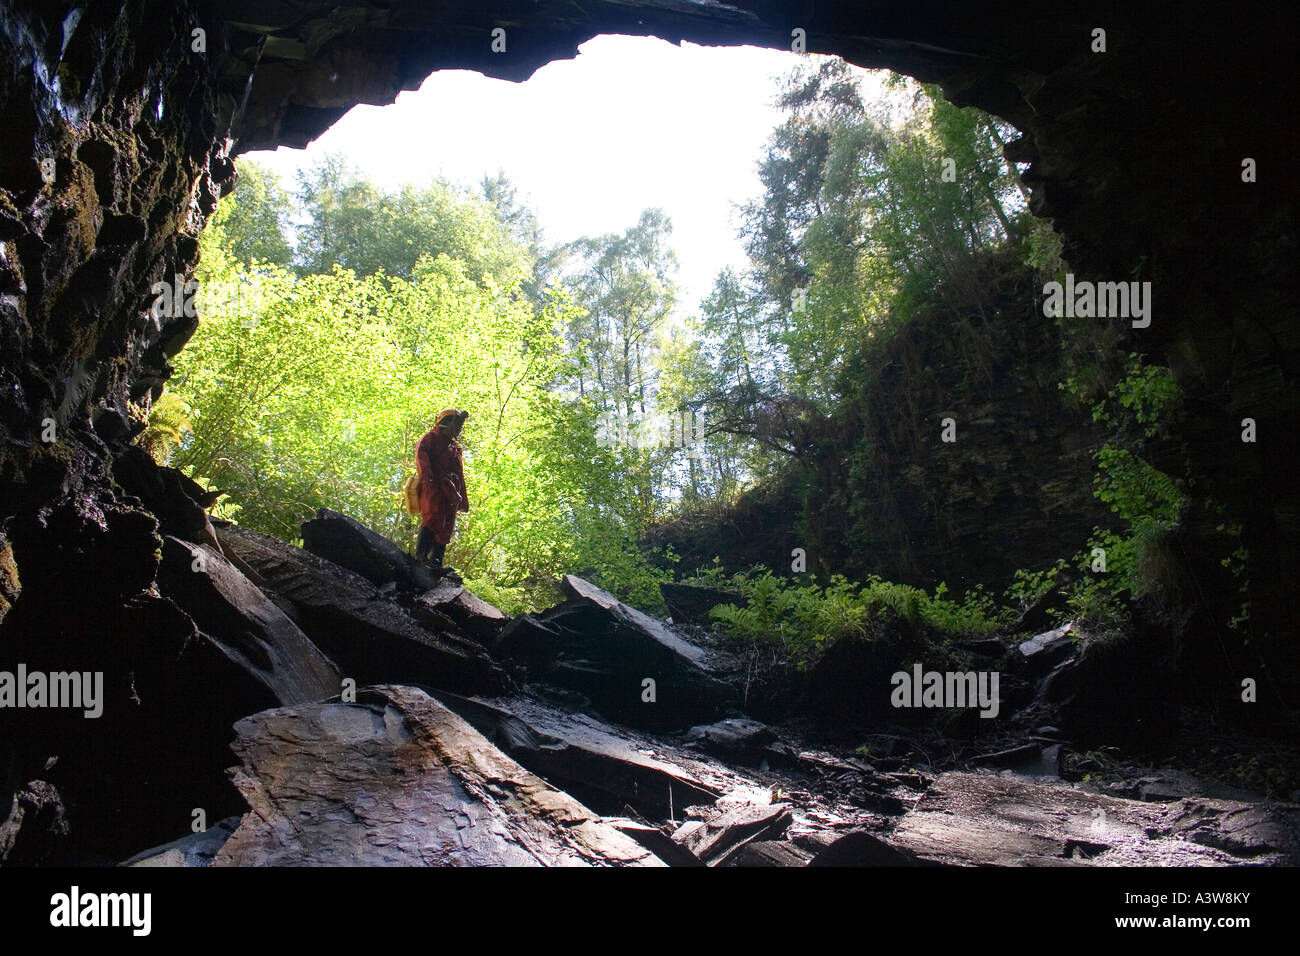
[243,35,894,313]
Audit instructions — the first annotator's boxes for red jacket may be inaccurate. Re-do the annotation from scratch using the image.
[416,429,469,543]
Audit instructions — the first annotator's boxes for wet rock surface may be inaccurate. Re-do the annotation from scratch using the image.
[686,717,791,768]
[673,801,792,864]
[3,496,1294,867]
[808,831,927,867]
[413,579,508,645]
[1018,624,1077,673]
[213,685,662,867]
[123,817,240,868]
[430,690,725,818]
[889,772,1300,866]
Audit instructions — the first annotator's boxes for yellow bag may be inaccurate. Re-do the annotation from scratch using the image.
[401,473,421,515]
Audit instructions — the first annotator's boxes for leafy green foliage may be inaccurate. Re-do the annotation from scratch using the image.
[1040,355,1188,633]
[1216,519,1252,633]
[293,154,528,284]
[701,567,998,663]
[662,58,1032,539]
[1093,446,1184,528]
[1004,561,1067,613]
[155,64,1107,634]
[559,208,685,527]
[1082,358,1186,611]
[139,392,193,465]
[1023,217,1064,278]
[218,161,294,267]
[735,64,1025,405]
[158,163,675,611]
[1085,353,1182,439]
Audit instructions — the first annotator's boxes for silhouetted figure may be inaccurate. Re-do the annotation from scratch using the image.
[414,409,469,581]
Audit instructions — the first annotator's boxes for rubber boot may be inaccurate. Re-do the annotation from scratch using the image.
[428,541,446,572]
[415,527,436,564]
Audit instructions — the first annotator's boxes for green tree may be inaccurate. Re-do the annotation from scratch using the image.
[220,160,294,266]
[740,58,868,309]
[563,209,680,525]
[293,154,527,284]
[164,168,671,611]
[480,170,567,305]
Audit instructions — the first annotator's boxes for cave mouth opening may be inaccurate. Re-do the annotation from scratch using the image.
[161,33,1042,615]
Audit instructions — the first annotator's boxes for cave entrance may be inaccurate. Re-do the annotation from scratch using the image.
[165,34,1033,607]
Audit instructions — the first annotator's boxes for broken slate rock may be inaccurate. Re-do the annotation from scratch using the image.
[413,578,508,645]
[492,613,564,659]
[521,575,737,730]
[111,446,216,545]
[1017,623,1077,673]
[301,508,439,592]
[432,691,722,818]
[888,771,1299,866]
[557,575,722,665]
[214,685,664,866]
[606,818,704,867]
[122,817,240,867]
[686,718,777,765]
[718,840,811,867]
[672,800,792,864]
[808,830,927,867]
[158,536,341,706]
[217,524,504,695]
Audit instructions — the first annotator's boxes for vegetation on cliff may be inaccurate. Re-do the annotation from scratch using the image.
[145,58,1203,651]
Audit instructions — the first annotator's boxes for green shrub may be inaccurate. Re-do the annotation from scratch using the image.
[704,567,998,663]
[1004,561,1067,614]
[1051,352,1190,631]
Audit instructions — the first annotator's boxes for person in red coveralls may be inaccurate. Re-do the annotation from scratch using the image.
[415,408,470,579]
